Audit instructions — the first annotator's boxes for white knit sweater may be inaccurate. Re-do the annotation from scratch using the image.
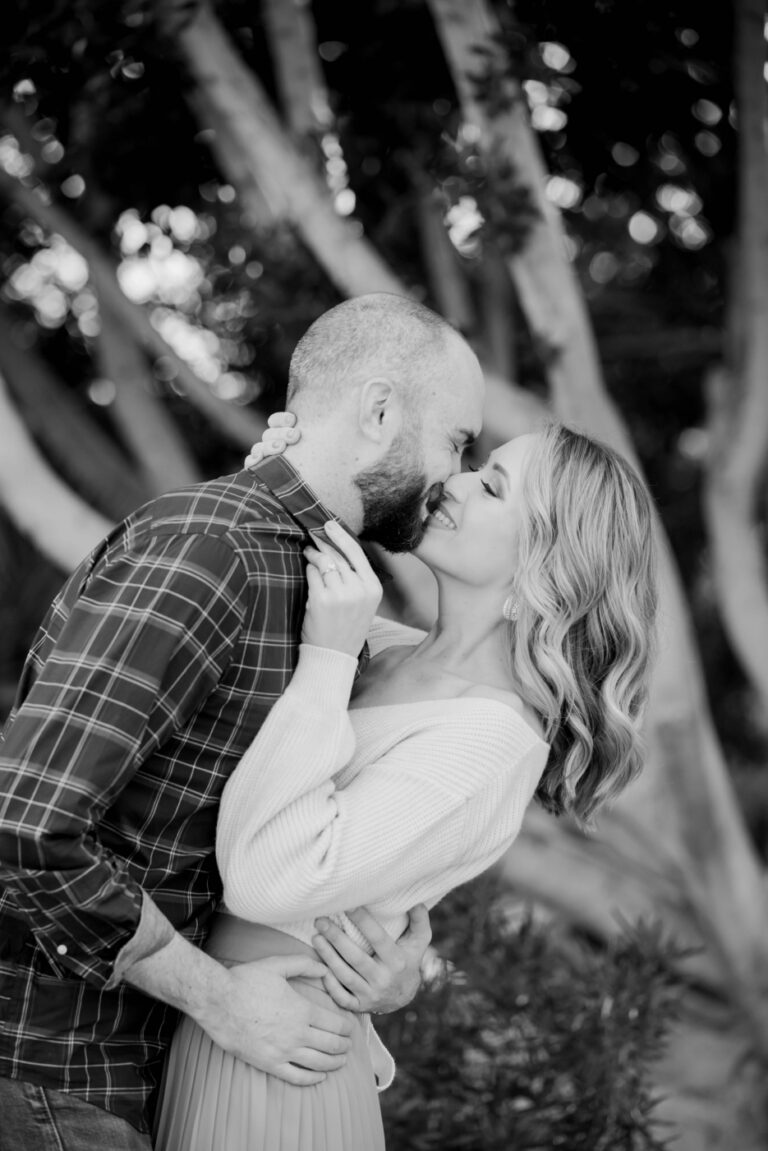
[216,616,549,953]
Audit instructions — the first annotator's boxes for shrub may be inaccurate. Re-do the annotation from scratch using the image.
[377,874,682,1151]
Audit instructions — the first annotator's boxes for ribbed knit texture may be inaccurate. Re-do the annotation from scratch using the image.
[216,616,549,952]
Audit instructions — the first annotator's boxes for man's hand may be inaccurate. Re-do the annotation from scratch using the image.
[200,954,354,1086]
[312,904,432,1015]
[126,929,353,1087]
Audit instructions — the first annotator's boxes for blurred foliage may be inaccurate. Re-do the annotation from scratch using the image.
[377,874,682,1150]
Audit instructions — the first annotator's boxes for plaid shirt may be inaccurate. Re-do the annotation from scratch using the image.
[0,457,360,1134]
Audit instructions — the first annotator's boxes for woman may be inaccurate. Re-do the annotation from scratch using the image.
[154,424,657,1151]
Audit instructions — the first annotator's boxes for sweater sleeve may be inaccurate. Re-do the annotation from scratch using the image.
[217,665,546,924]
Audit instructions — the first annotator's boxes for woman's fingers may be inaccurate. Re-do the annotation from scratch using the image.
[304,545,351,580]
[304,564,325,595]
[268,411,297,429]
[324,523,379,588]
[321,971,360,1012]
[344,907,400,964]
[312,934,370,997]
[244,419,300,471]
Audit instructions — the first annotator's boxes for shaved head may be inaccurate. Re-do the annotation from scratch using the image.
[286,293,468,416]
[280,293,484,551]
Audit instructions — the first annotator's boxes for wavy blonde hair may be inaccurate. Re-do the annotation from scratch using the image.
[510,425,658,826]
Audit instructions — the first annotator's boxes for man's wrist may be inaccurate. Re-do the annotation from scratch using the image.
[107,891,177,990]
[124,925,231,1026]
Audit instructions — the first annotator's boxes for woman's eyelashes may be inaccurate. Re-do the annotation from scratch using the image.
[468,464,498,498]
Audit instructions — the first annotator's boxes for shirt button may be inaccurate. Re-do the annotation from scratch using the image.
[56,943,68,956]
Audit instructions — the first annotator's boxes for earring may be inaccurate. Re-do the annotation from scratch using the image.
[502,595,519,622]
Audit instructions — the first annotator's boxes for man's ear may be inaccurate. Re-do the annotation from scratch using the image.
[357,377,402,443]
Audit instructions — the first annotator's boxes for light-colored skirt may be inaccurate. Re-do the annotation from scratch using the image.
[153,915,386,1151]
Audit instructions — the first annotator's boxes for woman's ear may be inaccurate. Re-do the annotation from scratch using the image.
[357,377,401,443]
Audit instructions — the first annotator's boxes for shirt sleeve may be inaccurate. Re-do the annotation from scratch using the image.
[217,644,545,923]
[0,532,247,988]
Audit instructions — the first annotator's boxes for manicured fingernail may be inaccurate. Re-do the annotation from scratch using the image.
[324,520,339,531]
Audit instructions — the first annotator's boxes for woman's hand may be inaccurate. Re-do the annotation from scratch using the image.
[244,412,299,470]
[313,905,432,1015]
[302,522,382,657]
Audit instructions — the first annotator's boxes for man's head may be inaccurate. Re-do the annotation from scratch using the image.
[286,294,484,551]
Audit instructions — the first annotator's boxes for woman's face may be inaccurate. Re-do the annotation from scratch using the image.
[415,433,539,590]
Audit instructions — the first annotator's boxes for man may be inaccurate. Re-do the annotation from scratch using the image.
[0,293,485,1149]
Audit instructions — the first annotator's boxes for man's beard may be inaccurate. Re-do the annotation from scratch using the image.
[355,434,430,553]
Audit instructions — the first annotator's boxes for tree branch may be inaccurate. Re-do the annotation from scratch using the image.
[0,372,113,570]
[0,309,149,520]
[703,0,768,716]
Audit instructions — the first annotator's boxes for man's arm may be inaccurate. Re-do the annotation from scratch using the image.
[0,533,355,1076]
[0,533,246,985]
[122,896,352,1084]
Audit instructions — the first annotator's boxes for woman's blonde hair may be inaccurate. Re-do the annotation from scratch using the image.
[510,424,658,826]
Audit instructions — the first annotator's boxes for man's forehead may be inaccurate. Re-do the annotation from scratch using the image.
[433,391,483,442]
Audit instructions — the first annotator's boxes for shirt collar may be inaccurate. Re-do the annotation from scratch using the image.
[244,455,354,539]
[245,455,392,584]
[246,455,375,674]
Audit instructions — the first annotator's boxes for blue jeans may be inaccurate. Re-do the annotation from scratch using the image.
[0,1077,152,1151]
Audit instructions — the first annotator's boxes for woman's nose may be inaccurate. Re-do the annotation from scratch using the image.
[447,468,474,493]
[441,473,469,502]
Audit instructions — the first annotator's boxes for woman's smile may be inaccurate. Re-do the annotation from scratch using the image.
[427,504,457,530]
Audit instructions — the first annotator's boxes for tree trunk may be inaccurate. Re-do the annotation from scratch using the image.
[262,0,332,140]
[0,372,113,570]
[176,5,405,298]
[425,0,610,430]
[413,173,475,332]
[703,0,768,717]
[97,302,201,496]
[480,250,516,383]
[0,310,149,520]
[0,169,264,449]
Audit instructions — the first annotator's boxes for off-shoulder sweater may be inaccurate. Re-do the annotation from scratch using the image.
[217,616,548,943]
[216,616,550,1084]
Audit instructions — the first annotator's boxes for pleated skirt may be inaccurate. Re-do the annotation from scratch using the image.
[153,915,386,1151]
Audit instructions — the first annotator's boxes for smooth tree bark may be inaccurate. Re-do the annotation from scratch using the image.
[262,0,332,140]
[424,0,610,431]
[97,302,202,496]
[413,172,476,332]
[0,169,265,450]
[703,0,768,717]
[0,372,113,570]
[479,250,516,383]
[176,5,405,298]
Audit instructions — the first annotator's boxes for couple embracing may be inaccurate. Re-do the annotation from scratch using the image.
[0,293,657,1150]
